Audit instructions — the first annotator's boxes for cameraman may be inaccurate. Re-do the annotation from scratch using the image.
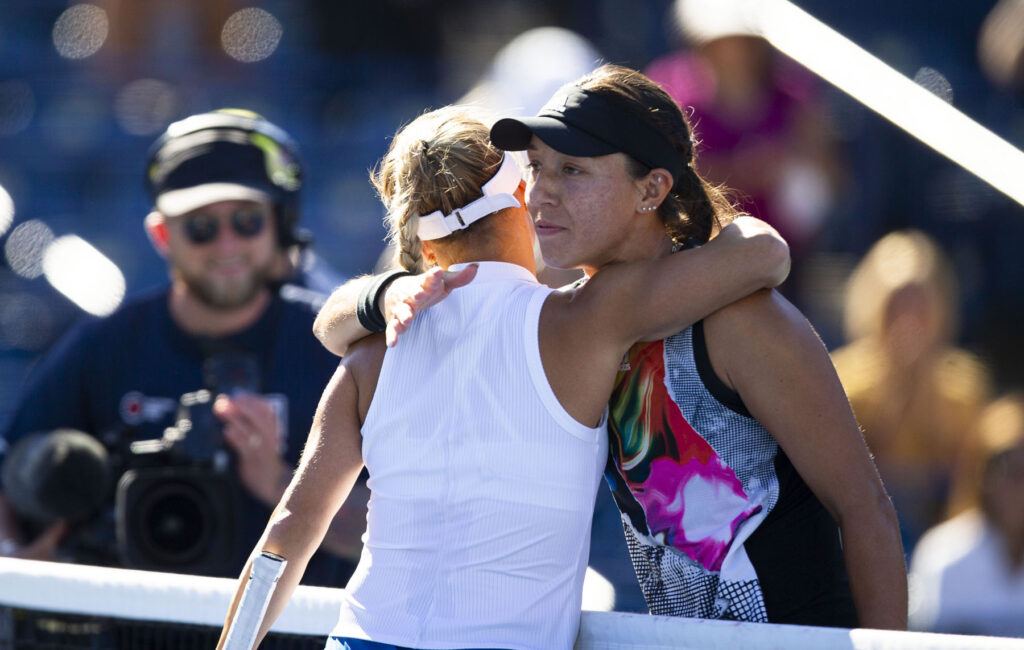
[0,110,361,586]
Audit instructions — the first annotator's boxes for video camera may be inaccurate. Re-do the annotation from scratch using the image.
[113,387,240,575]
[114,353,260,575]
[3,353,259,576]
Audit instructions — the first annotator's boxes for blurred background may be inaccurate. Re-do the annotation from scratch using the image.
[1,0,1023,609]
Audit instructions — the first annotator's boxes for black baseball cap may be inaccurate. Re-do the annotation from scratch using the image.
[490,87,683,183]
[146,110,302,219]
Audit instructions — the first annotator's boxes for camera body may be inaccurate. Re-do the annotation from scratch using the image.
[114,388,240,575]
[113,352,261,575]
[4,353,259,575]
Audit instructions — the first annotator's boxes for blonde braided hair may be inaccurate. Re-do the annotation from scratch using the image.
[372,106,506,272]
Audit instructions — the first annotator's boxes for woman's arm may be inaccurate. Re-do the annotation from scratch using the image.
[313,275,375,356]
[313,267,477,355]
[566,216,790,348]
[539,216,789,429]
[216,349,369,648]
[704,290,907,630]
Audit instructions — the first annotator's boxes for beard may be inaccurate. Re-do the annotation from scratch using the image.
[174,261,274,310]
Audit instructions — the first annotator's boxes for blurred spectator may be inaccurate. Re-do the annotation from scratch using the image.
[831,230,992,552]
[979,0,1024,93]
[459,27,601,119]
[909,393,1024,637]
[0,110,361,585]
[101,0,231,52]
[93,0,235,79]
[645,0,845,305]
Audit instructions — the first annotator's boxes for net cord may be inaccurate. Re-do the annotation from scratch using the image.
[0,558,1020,649]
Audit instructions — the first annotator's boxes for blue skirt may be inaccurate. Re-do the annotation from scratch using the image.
[325,638,504,650]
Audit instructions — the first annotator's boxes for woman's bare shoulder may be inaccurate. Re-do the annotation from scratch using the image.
[703,288,804,339]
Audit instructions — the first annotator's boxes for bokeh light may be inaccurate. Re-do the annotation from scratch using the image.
[42,235,125,317]
[0,292,54,352]
[221,8,283,63]
[674,0,760,43]
[0,81,36,136]
[466,27,600,116]
[914,67,954,104]
[114,79,181,136]
[978,0,1024,90]
[582,566,615,612]
[5,220,55,279]
[0,185,14,238]
[52,4,109,60]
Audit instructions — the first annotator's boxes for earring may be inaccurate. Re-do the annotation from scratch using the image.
[640,205,657,213]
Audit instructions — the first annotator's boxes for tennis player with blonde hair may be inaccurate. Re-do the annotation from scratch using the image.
[217,104,788,650]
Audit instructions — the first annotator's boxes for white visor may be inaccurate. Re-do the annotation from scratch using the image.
[156,183,272,218]
[416,152,522,241]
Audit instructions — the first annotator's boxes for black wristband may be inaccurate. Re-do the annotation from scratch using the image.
[356,269,413,332]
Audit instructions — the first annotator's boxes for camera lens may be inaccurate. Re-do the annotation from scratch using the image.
[133,479,215,566]
[117,465,237,575]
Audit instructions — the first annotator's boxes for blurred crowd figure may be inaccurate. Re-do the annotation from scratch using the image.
[89,0,236,82]
[979,0,1024,93]
[831,230,992,553]
[645,0,845,306]
[909,394,1024,637]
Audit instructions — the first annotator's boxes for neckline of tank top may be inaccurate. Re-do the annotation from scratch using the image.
[447,261,537,284]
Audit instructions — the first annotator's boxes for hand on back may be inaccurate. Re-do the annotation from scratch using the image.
[384,265,478,347]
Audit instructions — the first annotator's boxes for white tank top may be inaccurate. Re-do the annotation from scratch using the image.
[331,261,607,650]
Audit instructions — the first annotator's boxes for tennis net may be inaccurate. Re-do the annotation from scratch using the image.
[1,558,1020,650]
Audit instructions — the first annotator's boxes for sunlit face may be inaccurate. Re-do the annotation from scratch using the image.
[881,283,944,367]
[982,443,1024,539]
[164,200,277,310]
[524,136,644,274]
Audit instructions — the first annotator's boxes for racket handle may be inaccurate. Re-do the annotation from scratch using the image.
[223,551,287,650]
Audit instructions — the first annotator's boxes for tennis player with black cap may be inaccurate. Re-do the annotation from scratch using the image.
[0,110,362,586]
[493,66,907,630]
[314,64,907,630]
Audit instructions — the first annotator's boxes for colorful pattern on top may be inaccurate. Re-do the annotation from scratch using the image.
[610,340,760,570]
[606,329,778,621]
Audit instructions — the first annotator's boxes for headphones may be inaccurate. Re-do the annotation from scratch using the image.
[145,109,307,248]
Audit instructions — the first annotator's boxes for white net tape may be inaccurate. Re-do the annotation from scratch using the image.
[1,558,1021,649]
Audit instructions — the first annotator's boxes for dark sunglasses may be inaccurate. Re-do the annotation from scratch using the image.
[180,206,268,245]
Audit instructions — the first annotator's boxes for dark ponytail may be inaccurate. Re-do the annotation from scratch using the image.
[671,166,727,244]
